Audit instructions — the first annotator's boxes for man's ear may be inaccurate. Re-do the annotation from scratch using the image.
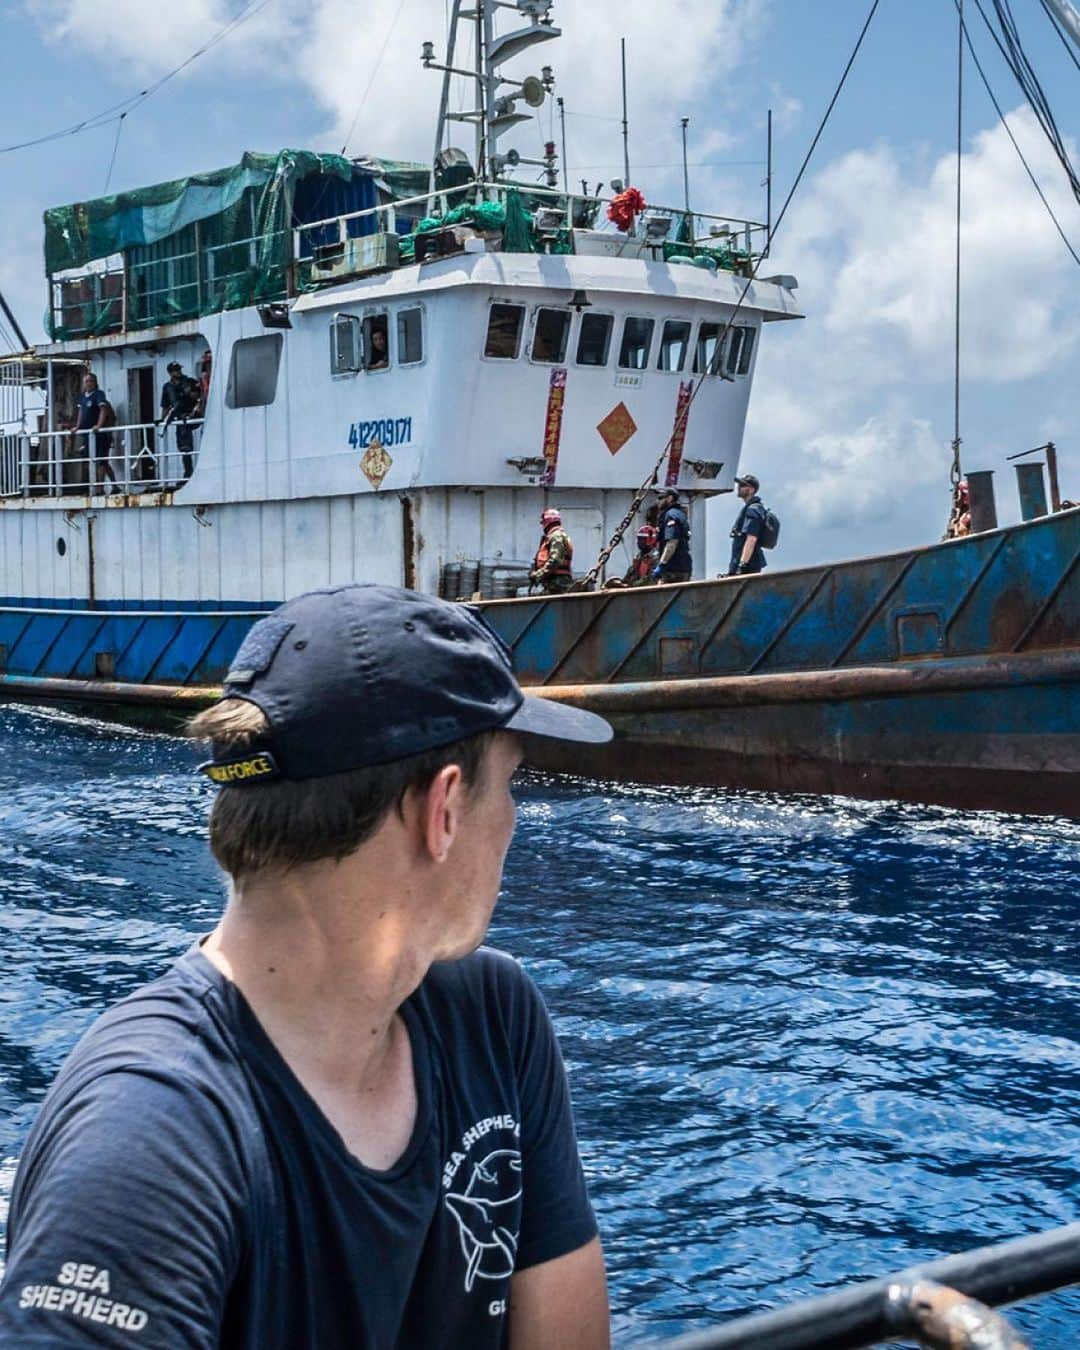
[418,763,466,864]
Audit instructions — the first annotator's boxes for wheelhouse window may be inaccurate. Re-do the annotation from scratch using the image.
[576,312,613,366]
[330,313,362,375]
[725,326,756,377]
[693,321,723,375]
[364,314,390,371]
[397,307,423,365]
[657,319,691,372]
[530,308,571,363]
[618,316,654,370]
[484,303,525,359]
[226,334,283,408]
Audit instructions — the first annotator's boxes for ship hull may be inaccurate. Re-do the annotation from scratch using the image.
[1,507,1077,819]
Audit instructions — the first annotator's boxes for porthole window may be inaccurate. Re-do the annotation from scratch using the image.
[226,334,283,408]
[397,307,424,365]
[57,537,67,557]
[330,313,362,375]
[530,308,571,364]
[618,316,654,370]
[484,303,525,359]
[693,321,723,375]
[657,319,692,372]
[576,313,613,366]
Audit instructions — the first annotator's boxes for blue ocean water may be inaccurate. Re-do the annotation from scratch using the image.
[0,701,1077,1346]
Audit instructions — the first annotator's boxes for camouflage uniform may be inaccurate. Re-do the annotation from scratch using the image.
[531,525,574,595]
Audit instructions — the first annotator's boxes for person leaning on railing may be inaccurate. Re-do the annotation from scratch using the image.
[159,360,203,481]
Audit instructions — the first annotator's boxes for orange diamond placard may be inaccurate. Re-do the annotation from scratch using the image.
[597,402,638,455]
[360,437,392,489]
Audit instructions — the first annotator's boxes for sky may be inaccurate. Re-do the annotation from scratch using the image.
[1,0,1077,568]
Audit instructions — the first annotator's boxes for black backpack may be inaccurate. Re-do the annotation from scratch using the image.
[759,505,780,550]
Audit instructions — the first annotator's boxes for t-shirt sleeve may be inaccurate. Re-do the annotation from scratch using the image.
[502,964,598,1271]
[0,1069,247,1348]
[743,504,765,538]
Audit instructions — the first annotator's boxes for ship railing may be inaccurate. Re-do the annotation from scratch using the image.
[0,419,202,500]
[292,179,768,264]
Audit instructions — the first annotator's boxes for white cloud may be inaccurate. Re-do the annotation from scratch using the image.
[738,107,1080,565]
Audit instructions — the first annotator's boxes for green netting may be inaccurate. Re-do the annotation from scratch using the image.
[46,149,366,338]
[662,240,748,273]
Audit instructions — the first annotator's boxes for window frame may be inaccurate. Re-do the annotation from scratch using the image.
[482,301,527,361]
[724,325,757,378]
[616,314,656,372]
[330,312,363,377]
[574,310,616,368]
[657,318,693,373]
[225,333,284,409]
[396,304,425,367]
[362,311,391,374]
[528,305,573,365]
[692,319,725,377]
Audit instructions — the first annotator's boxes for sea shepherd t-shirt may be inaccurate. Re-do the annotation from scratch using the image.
[0,945,597,1348]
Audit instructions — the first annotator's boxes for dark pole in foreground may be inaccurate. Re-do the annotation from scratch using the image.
[620,37,630,185]
[653,1222,1080,1350]
[0,289,29,352]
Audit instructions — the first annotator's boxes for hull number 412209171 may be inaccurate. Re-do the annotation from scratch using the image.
[348,417,412,449]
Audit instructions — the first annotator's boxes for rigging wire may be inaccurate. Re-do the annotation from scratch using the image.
[971,0,1080,201]
[955,0,1080,266]
[339,0,411,156]
[103,113,126,195]
[1039,0,1080,71]
[951,0,965,486]
[583,0,883,588]
[0,0,278,158]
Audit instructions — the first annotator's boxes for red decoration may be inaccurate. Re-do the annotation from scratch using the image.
[606,187,647,232]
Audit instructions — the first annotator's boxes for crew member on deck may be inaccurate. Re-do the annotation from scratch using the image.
[160,360,203,481]
[622,524,659,586]
[728,473,767,575]
[67,372,117,494]
[531,508,574,594]
[653,489,692,584]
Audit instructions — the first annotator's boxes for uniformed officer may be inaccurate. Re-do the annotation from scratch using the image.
[728,473,767,575]
[652,489,692,584]
[531,508,574,594]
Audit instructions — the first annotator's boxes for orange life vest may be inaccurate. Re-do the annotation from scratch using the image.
[532,526,573,577]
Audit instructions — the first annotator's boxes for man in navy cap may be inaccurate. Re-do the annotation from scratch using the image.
[728,472,767,576]
[0,586,612,1349]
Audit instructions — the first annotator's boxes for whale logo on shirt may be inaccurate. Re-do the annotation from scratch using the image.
[444,1149,523,1291]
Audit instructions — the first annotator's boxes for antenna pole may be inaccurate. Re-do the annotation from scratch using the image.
[680,117,691,215]
[951,0,964,485]
[765,108,773,258]
[558,96,568,191]
[0,289,29,352]
[620,37,630,184]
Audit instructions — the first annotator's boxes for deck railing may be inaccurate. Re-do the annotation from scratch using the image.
[0,419,202,499]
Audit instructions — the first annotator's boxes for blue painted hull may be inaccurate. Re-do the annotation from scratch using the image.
[1,508,1077,816]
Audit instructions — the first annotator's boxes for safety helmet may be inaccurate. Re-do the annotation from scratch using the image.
[540,508,562,527]
[636,525,658,550]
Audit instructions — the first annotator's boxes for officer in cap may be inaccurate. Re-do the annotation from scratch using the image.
[530,507,575,594]
[729,472,767,575]
[652,488,692,584]
[0,586,612,1350]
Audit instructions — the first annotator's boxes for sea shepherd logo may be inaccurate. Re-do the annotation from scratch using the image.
[442,1115,521,1298]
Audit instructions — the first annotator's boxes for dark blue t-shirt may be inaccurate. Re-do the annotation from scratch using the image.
[0,945,596,1348]
[76,388,108,431]
[729,497,767,573]
[659,505,692,575]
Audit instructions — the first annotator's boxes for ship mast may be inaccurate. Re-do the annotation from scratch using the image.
[423,0,560,192]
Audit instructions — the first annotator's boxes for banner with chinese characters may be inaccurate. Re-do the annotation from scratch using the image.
[665,380,693,487]
[540,368,568,487]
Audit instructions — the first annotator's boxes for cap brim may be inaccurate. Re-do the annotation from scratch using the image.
[506,693,613,744]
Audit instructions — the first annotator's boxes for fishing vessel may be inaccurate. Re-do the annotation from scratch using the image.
[0,0,1076,818]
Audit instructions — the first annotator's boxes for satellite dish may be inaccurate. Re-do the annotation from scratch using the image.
[521,75,546,108]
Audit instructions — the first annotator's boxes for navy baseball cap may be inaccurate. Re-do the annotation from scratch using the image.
[199,585,612,785]
[734,473,759,489]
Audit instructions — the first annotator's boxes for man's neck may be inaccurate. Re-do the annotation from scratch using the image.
[202,858,432,1089]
